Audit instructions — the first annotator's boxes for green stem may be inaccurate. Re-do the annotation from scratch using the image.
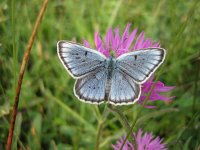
[95,105,110,150]
[108,105,136,149]
[108,105,131,131]
[95,121,104,150]
[93,106,103,122]
[192,50,200,113]
[173,111,199,146]
[102,104,110,121]
[12,0,17,98]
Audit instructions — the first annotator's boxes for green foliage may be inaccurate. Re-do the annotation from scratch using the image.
[0,0,200,149]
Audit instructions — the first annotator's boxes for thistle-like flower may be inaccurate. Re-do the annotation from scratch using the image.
[83,23,175,107]
[112,129,167,150]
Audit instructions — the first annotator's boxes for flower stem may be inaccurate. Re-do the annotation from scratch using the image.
[95,121,104,150]
[108,105,137,149]
[12,0,17,94]
[6,1,49,150]
[192,51,200,113]
[95,105,110,150]
[108,105,131,131]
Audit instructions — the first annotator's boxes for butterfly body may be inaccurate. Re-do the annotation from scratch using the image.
[57,41,166,105]
[104,57,116,101]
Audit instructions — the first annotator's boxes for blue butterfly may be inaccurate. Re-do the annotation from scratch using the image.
[57,41,166,105]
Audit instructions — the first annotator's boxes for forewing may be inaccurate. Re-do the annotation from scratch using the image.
[74,69,108,104]
[117,48,166,84]
[57,41,107,78]
[109,69,141,105]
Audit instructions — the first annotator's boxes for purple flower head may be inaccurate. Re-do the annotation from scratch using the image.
[138,77,175,108]
[112,129,167,150]
[83,23,175,107]
[83,23,160,58]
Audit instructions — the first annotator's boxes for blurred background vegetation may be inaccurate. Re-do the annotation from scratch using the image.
[0,0,200,149]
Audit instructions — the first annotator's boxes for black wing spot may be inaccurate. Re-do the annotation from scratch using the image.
[85,51,88,56]
[134,55,138,60]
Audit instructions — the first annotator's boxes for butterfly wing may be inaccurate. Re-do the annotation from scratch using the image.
[116,48,166,84]
[109,68,141,105]
[74,68,108,104]
[108,48,166,105]
[57,41,107,78]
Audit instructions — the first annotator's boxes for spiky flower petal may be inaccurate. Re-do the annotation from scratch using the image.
[112,129,167,150]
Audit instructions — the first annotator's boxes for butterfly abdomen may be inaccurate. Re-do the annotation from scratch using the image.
[105,58,116,101]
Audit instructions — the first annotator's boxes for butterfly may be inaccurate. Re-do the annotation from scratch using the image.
[57,41,166,105]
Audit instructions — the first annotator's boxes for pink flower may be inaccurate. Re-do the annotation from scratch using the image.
[83,23,175,107]
[112,134,134,150]
[138,77,175,108]
[112,129,167,150]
